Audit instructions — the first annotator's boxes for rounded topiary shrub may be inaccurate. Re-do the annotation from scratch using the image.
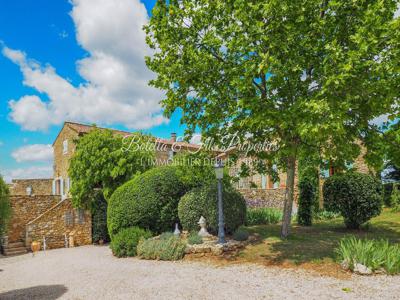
[178,183,246,234]
[110,227,152,257]
[108,166,187,236]
[323,172,382,229]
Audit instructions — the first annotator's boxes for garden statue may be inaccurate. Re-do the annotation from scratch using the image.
[198,216,210,237]
[173,223,181,236]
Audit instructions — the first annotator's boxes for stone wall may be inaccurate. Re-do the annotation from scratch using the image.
[239,188,287,209]
[8,195,61,242]
[53,124,79,179]
[26,199,91,249]
[9,179,53,196]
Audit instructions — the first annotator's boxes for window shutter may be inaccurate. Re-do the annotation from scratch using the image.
[261,175,266,189]
[60,178,64,196]
[52,180,56,195]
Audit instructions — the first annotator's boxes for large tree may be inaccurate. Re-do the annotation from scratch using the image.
[69,129,154,208]
[0,175,11,237]
[145,0,399,237]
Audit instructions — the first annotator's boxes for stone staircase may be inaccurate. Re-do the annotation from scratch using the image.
[2,240,28,256]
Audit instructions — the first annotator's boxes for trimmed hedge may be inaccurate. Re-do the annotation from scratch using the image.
[110,227,152,257]
[108,166,187,236]
[178,183,246,234]
[297,179,315,226]
[323,172,382,229]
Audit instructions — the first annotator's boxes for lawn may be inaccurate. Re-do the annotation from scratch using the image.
[232,209,400,275]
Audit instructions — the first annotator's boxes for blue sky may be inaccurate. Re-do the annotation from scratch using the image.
[0,0,189,182]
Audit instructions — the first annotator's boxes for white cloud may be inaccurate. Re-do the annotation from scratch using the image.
[11,144,53,163]
[2,165,53,183]
[3,0,167,132]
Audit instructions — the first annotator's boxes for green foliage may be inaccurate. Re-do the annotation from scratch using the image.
[91,192,110,243]
[391,185,400,212]
[173,151,229,190]
[108,166,187,236]
[335,236,400,275]
[110,227,152,258]
[232,227,249,241]
[323,172,383,229]
[178,183,246,234]
[0,176,11,237]
[246,208,282,226]
[297,179,316,226]
[187,232,203,245]
[145,0,399,238]
[314,210,341,221]
[69,129,154,208]
[383,183,395,207]
[137,233,187,261]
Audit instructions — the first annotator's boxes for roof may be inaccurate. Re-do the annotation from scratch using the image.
[53,121,201,150]
[65,121,132,136]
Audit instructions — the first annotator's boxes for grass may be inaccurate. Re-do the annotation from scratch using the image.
[233,209,400,275]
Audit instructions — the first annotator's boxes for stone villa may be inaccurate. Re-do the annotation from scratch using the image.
[2,121,371,255]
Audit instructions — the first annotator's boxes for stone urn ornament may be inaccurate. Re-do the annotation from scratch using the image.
[173,223,181,236]
[198,216,211,237]
[31,240,41,256]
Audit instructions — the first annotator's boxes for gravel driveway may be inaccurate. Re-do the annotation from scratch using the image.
[0,246,399,300]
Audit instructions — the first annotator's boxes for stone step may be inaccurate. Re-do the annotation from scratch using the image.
[4,248,28,256]
[7,241,25,248]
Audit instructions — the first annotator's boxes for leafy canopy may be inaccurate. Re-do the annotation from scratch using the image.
[146,0,399,163]
[69,128,154,208]
[145,0,399,236]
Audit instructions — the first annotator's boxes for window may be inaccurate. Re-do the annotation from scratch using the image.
[168,150,174,160]
[77,209,85,224]
[65,211,74,226]
[26,186,33,196]
[63,140,68,154]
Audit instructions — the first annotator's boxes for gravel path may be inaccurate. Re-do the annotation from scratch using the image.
[0,246,399,300]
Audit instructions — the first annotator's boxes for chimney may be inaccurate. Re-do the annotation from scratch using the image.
[170,133,177,142]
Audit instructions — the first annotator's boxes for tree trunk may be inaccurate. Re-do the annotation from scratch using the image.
[281,156,296,238]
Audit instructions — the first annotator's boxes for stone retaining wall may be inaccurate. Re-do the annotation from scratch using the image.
[8,195,61,242]
[26,199,92,249]
[239,188,287,209]
[9,179,53,196]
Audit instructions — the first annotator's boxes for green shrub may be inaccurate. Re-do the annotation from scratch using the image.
[335,236,400,275]
[178,183,246,234]
[314,210,341,220]
[110,227,152,257]
[232,227,249,241]
[246,207,282,226]
[108,166,187,236]
[297,179,315,226]
[323,172,382,229]
[137,233,187,260]
[391,185,400,212]
[91,193,110,243]
[0,176,11,237]
[187,232,203,245]
[383,183,394,207]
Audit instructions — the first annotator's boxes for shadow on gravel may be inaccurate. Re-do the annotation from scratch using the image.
[0,285,67,300]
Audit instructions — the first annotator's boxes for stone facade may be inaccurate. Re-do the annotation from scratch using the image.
[9,179,53,196]
[8,195,61,243]
[26,199,91,249]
